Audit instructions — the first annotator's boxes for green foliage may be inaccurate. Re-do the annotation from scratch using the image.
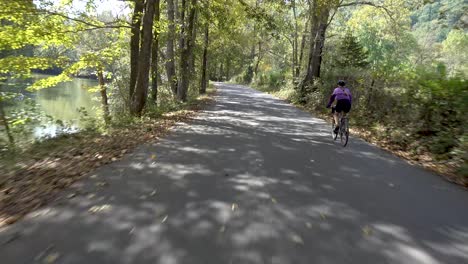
[441,29,468,77]
[255,70,287,89]
[336,32,369,68]
[411,0,467,42]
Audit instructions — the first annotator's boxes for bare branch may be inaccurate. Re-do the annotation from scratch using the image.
[0,7,131,30]
[338,1,395,21]
[40,10,132,29]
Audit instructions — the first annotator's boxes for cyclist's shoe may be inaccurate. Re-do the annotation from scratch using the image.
[334,125,339,134]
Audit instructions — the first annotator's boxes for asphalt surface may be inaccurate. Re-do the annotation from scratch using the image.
[1,83,467,264]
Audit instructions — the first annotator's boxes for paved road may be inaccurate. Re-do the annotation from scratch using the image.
[1,83,467,264]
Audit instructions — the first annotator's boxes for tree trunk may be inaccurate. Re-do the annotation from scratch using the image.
[151,0,161,103]
[0,99,14,146]
[226,59,231,81]
[254,41,262,76]
[97,69,110,124]
[310,19,328,79]
[220,62,224,80]
[189,9,198,78]
[366,78,375,108]
[292,0,299,83]
[297,19,309,79]
[298,14,319,98]
[177,0,197,102]
[165,0,177,96]
[200,21,209,94]
[129,0,144,101]
[298,2,330,101]
[131,0,156,116]
[178,0,187,53]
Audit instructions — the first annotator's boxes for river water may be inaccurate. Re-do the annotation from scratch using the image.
[2,74,99,142]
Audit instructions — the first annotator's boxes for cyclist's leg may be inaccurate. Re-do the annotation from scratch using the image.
[334,111,342,133]
[341,100,351,131]
[334,100,345,131]
[333,111,340,127]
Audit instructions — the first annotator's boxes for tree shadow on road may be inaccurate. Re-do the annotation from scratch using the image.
[1,83,467,264]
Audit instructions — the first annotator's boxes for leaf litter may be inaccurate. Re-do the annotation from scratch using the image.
[0,94,215,227]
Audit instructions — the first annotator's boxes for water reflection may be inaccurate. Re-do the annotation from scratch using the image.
[34,78,98,122]
[3,74,99,141]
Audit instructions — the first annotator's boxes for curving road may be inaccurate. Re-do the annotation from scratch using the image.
[1,83,468,264]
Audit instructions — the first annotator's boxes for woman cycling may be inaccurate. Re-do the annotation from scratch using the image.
[326,80,352,133]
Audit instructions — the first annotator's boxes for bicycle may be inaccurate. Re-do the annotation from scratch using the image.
[331,107,349,147]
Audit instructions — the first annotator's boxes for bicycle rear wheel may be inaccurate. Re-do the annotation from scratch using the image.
[331,120,338,140]
[340,118,349,147]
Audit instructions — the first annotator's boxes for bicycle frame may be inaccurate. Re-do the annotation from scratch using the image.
[331,108,349,146]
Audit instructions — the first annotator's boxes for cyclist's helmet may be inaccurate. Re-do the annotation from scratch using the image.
[338,80,346,86]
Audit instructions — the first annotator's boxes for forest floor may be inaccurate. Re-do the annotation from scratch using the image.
[0,88,216,227]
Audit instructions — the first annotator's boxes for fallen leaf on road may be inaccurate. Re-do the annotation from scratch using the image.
[161,215,168,223]
[320,213,327,220]
[96,181,108,187]
[231,203,238,211]
[290,234,304,244]
[362,226,372,236]
[44,253,60,263]
[88,205,112,214]
[151,154,157,160]
[271,198,277,204]
[34,245,55,262]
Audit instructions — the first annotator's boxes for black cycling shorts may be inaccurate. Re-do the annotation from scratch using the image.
[335,99,351,113]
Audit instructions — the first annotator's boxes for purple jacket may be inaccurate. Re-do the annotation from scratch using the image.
[327,87,352,107]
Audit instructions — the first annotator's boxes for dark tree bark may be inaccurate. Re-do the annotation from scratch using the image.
[298,1,330,101]
[178,0,187,53]
[292,0,299,82]
[131,0,156,116]
[310,19,328,78]
[226,58,231,80]
[97,69,110,124]
[165,0,177,96]
[177,0,197,102]
[188,9,198,77]
[129,0,144,100]
[254,41,262,76]
[0,99,14,146]
[219,62,224,80]
[151,0,161,103]
[200,21,209,94]
[298,19,309,79]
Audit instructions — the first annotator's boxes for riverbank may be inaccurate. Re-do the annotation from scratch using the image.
[0,88,216,227]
